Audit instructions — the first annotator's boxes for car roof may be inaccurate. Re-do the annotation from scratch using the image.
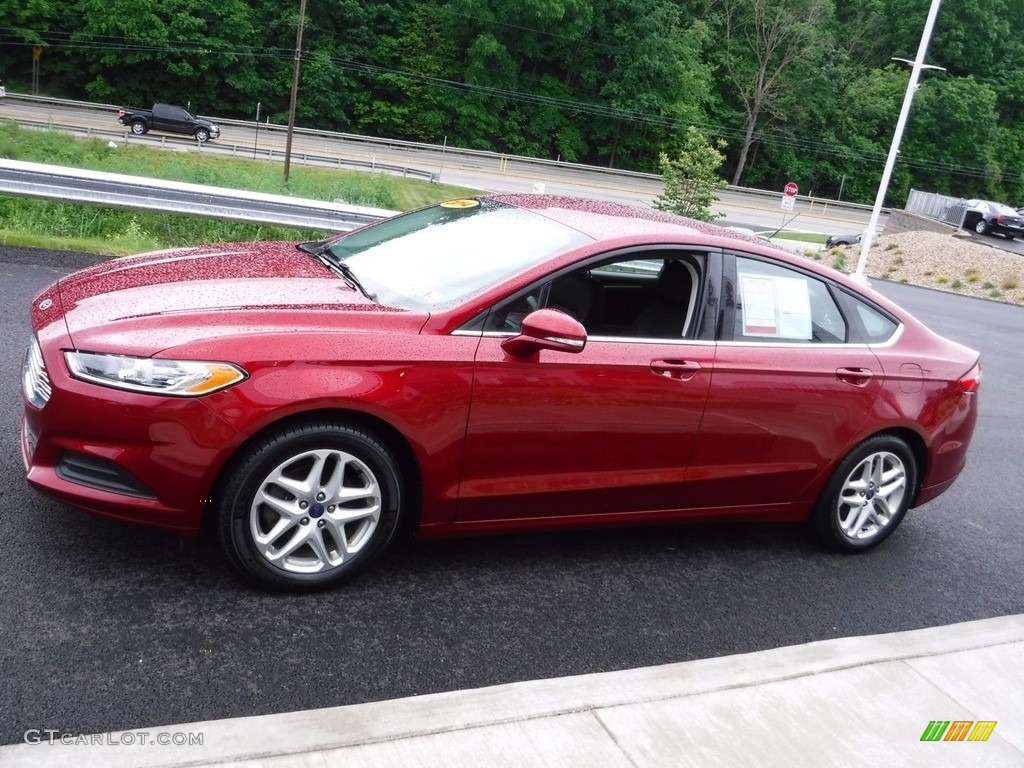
[485,193,739,242]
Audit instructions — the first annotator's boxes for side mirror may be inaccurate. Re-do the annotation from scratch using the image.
[501,309,587,358]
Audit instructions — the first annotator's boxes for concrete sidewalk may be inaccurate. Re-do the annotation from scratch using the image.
[3,615,1022,767]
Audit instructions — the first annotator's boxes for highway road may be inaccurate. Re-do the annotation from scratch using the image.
[12,96,1024,255]
[3,96,874,235]
[1,245,1022,744]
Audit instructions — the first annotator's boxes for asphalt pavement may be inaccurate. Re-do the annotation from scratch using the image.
[2,246,1023,756]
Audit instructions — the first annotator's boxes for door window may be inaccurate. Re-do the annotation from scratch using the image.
[730,257,846,343]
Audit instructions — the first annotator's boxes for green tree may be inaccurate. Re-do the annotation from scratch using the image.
[652,126,726,220]
[713,0,833,185]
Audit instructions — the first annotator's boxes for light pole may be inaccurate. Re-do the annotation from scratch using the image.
[283,0,308,182]
[854,0,944,282]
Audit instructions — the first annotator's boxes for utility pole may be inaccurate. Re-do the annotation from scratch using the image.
[283,0,308,182]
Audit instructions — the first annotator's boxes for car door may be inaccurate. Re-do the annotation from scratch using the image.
[455,249,720,524]
[683,252,884,512]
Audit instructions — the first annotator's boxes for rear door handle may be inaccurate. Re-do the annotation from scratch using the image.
[651,359,702,381]
[836,367,874,386]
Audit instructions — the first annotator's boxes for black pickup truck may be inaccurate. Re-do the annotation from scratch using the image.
[117,103,221,142]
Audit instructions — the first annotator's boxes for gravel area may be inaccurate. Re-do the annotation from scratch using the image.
[821,231,1024,305]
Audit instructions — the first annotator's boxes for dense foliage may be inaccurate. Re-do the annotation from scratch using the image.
[2,0,1023,205]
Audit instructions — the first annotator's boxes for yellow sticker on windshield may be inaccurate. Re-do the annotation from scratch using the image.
[440,199,480,209]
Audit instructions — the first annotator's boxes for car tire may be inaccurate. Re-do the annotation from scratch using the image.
[975,219,990,235]
[194,128,210,143]
[810,435,917,553]
[130,121,147,135]
[217,420,404,591]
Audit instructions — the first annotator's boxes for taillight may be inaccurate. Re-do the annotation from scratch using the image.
[960,362,981,393]
[996,215,1003,225]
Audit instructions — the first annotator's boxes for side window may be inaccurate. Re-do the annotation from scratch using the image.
[732,257,846,343]
[483,253,706,339]
[836,290,899,343]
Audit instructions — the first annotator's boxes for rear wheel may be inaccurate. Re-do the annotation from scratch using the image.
[130,120,147,135]
[811,435,917,552]
[217,421,403,591]
[974,218,990,235]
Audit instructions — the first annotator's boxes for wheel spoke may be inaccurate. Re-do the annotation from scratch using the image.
[267,526,309,562]
[254,516,295,547]
[322,517,352,559]
[872,496,892,523]
[255,490,300,518]
[319,455,348,500]
[842,499,870,537]
[330,503,380,525]
[306,528,335,569]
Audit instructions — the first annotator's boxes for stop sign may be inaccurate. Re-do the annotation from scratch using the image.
[784,182,799,197]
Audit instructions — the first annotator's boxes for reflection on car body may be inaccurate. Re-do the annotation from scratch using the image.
[21,195,981,591]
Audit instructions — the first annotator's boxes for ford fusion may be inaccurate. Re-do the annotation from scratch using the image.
[21,195,981,590]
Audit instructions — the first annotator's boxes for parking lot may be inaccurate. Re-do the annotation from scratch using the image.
[1,246,1022,744]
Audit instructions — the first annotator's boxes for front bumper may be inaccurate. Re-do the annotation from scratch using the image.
[21,340,245,535]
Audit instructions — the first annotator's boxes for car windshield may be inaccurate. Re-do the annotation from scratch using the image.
[323,199,591,310]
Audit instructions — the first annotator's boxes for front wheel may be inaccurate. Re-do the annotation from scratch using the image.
[217,421,404,591]
[811,435,917,552]
[194,128,210,142]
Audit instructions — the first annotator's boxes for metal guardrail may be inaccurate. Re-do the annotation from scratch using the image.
[0,159,397,232]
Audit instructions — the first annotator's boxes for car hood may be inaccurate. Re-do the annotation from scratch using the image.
[53,242,422,355]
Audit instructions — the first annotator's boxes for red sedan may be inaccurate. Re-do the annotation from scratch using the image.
[21,195,981,590]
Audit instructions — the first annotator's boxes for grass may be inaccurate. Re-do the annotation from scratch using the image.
[0,121,481,254]
[768,231,828,244]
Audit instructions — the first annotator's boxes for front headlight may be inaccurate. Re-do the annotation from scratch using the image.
[65,351,247,396]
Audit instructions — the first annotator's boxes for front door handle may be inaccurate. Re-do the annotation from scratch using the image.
[836,367,874,386]
[651,359,702,381]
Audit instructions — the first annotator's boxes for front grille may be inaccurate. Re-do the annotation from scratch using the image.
[56,452,156,499]
[23,338,51,408]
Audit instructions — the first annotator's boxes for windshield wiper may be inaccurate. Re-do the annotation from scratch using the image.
[334,261,375,301]
[311,251,375,301]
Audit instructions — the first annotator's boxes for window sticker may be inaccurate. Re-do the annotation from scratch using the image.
[739,274,812,339]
